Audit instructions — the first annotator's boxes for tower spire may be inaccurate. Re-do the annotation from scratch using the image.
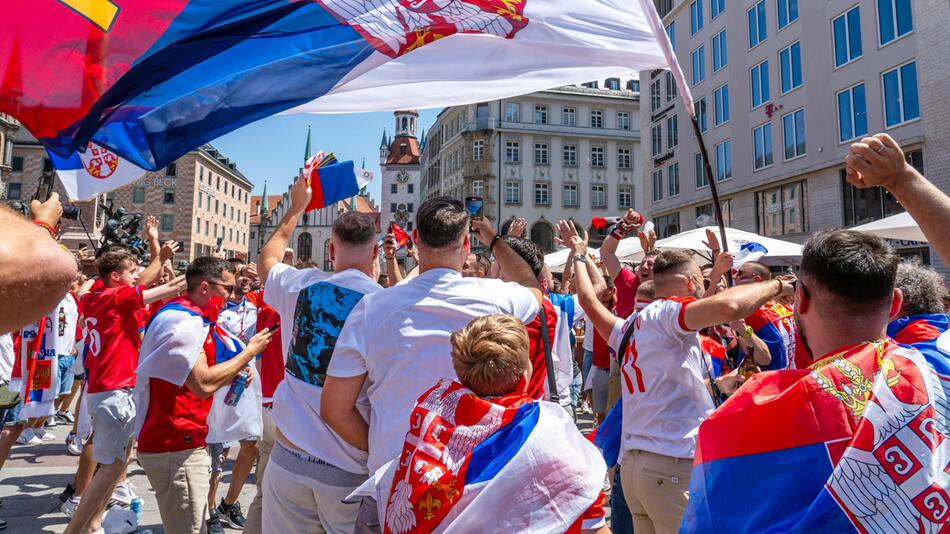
[304,125,312,163]
[259,181,269,216]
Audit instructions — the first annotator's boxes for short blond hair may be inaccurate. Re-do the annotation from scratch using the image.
[450,314,531,397]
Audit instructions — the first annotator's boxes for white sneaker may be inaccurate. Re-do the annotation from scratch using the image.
[580,401,593,415]
[35,429,56,442]
[15,429,41,446]
[66,431,83,456]
[46,415,57,428]
[110,481,136,506]
[61,496,80,518]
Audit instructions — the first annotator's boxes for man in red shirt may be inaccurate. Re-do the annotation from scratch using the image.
[66,248,184,534]
[135,257,273,534]
[599,209,656,319]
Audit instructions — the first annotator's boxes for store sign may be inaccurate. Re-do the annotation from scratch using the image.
[139,177,177,187]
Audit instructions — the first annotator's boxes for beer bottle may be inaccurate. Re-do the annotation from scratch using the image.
[739,345,758,381]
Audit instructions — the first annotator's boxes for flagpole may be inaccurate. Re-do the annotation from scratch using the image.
[688,115,730,256]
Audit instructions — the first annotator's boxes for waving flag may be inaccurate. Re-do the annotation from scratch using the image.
[888,313,950,417]
[305,158,373,211]
[2,0,677,170]
[48,142,147,200]
[732,242,768,269]
[379,379,606,534]
[682,340,949,534]
[390,223,411,249]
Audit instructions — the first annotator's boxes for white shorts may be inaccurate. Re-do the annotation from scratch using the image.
[88,389,136,465]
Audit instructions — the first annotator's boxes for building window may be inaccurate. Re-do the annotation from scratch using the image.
[833,7,862,68]
[563,183,578,207]
[777,0,798,29]
[748,1,767,48]
[591,146,605,168]
[534,143,549,165]
[618,147,632,169]
[205,220,209,236]
[691,45,705,85]
[472,140,483,161]
[163,188,175,204]
[837,83,868,142]
[408,203,414,213]
[753,122,774,170]
[666,21,676,49]
[655,213,680,238]
[782,109,806,159]
[840,149,921,225]
[535,105,548,125]
[534,183,550,205]
[618,186,633,209]
[712,30,727,72]
[562,107,576,126]
[472,180,484,198]
[757,180,807,235]
[696,200,733,226]
[651,124,663,157]
[408,183,414,194]
[230,206,234,220]
[696,97,708,132]
[161,214,174,232]
[606,78,621,90]
[695,152,709,188]
[668,162,680,197]
[132,187,146,204]
[714,83,729,125]
[711,0,725,19]
[591,110,604,129]
[591,184,607,208]
[882,61,920,127]
[505,102,520,122]
[216,176,220,189]
[751,60,770,108]
[229,228,233,242]
[650,79,662,112]
[666,115,678,149]
[878,0,913,46]
[690,0,703,35]
[779,41,802,93]
[563,144,577,166]
[618,111,630,131]
[715,139,732,181]
[505,180,521,204]
[215,199,219,214]
[665,71,677,102]
[505,141,520,162]
[6,182,21,200]
[390,203,397,213]
[11,156,23,172]
[390,183,398,194]
[652,169,663,202]
[400,143,407,155]
[297,233,313,262]
[165,163,177,177]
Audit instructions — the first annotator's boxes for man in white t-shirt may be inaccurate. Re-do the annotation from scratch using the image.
[321,197,543,533]
[256,175,383,534]
[571,237,793,534]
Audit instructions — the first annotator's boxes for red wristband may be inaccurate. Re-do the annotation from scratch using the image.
[34,220,57,237]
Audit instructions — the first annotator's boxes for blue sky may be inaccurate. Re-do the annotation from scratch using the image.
[213,109,441,204]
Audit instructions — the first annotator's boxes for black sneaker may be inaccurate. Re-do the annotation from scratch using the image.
[58,484,76,503]
[207,509,225,534]
[217,499,246,530]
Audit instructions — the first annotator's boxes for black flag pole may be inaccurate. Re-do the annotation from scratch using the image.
[689,113,734,287]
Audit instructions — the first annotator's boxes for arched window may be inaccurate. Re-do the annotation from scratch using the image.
[323,240,333,271]
[530,221,556,252]
[297,232,313,262]
[401,117,408,131]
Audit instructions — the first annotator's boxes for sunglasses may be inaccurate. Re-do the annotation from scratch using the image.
[207,281,235,293]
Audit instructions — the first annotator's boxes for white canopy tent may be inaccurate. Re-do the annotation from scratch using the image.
[850,212,927,243]
[545,246,599,274]
[616,226,804,266]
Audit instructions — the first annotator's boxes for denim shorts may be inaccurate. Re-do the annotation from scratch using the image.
[57,355,76,396]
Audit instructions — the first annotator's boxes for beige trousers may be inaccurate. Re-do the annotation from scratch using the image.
[244,406,275,534]
[139,448,212,534]
[620,449,693,534]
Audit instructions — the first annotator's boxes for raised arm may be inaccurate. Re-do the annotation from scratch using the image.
[141,274,186,305]
[472,217,543,306]
[138,239,179,288]
[260,176,310,281]
[684,280,793,331]
[383,232,404,285]
[846,133,950,264]
[0,195,77,332]
[571,236,621,342]
[599,209,642,281]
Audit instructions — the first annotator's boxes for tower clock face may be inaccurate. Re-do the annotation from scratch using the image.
[396,171,410,183]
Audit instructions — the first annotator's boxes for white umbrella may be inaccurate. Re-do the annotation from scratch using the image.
[619,226,803,266]
[545,246,599,274]
[851,212,927,243]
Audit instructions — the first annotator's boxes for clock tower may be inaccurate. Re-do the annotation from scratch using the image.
[380,110,421,237]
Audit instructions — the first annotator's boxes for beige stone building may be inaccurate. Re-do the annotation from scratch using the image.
[0,113,18,197]
[6,129,253,261]
[643,0,949,275]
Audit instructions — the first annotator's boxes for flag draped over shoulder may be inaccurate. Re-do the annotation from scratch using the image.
[682,340,949,534]
[1,0,678,171]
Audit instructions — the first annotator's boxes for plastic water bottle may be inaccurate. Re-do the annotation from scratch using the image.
[130,497,143,522]
[224,369,250,406]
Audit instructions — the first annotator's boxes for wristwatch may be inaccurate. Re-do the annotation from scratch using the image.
[573,253,588,263]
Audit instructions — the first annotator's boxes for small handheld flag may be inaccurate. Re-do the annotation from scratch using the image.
[390,223,411,250]
[304,158,373,212]
[732,242,768,269]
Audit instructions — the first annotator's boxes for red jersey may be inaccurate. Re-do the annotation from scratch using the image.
[592,329,612,369]
[255,301,284,402]
[80,283,145,393]
[524,298,559,401]
[614,268,641,319]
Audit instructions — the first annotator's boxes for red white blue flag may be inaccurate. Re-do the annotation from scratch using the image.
[2,0,680,172]
[682,339,949,533]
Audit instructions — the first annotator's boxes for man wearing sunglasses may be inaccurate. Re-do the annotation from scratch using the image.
[733,261,798,370]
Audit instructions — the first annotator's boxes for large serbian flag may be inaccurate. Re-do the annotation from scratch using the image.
[374,379,606,533]
[681,339,949,533]
[1,0,682,173]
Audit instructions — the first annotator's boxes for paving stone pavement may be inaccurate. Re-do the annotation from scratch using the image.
[0,420,256,534]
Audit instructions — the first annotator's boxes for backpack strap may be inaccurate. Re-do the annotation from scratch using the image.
[537,302,559,404]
